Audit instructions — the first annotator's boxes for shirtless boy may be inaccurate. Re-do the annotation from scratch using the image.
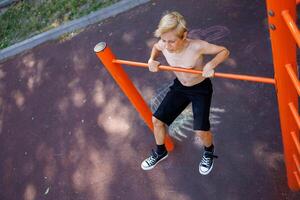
[141,11,229,175]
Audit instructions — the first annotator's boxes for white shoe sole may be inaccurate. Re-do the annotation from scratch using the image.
[199,162,214,175]
[141,154,168,171]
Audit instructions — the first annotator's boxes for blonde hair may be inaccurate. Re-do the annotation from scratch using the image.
[154,11,187,38]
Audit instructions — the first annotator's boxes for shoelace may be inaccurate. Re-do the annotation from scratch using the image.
[201,151,218,167]
[146,149,158,165]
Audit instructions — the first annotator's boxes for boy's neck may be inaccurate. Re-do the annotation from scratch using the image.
[174,39,189,53]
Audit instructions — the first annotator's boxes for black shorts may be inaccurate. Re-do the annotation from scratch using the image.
[153,78,213,131]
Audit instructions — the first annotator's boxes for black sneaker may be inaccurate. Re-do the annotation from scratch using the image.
[199,151,218,175]
[141,149,168,170]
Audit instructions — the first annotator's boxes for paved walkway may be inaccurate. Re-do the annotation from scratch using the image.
[0,0,299,199]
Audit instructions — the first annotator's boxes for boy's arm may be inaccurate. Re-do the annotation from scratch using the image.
[148,43,162,72]
[199,41,230,70]
[149,43,162,61]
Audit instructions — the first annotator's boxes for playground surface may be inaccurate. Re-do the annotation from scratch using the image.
[1,0,300,199]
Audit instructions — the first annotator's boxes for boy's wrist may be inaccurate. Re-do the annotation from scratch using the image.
[205,62,215,70]
[148,58,155,63]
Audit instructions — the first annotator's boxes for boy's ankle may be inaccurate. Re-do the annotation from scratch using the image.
[204,144,214,152]
[156,144,167,155]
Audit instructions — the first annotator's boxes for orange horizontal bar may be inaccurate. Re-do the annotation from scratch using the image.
[291,131,300,155]
[293,154,300,175]
[282,10,300,47]
[113,59,275,85]
[285,64,300,96]
[289,103,300,130]
[293,171,300,188]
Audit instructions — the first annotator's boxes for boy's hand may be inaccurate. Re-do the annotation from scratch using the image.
[148,59,160,72]
[202,64,215,78]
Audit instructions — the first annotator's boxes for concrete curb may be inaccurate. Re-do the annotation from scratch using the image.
[0,0,17,9]
[0,0,150,62]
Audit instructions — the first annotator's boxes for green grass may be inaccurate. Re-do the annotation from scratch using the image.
[0,0,119,49]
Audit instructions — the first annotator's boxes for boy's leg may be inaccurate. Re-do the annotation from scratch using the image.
[141,81,190,170]
[196,130,213,147]
[140,116,169,170]
[152,116,167,145]
[190,79,216,175]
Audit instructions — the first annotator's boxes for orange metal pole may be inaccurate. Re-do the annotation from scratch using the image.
[266,0,299,190]
[94,42,174,151]
[294,171,300,187]
[288,102,300,129]
[285,64,300,95]
[291,131,300,155]
[282,10,300,47]
[292,154,300,188]
[113,59,275,85]
[292,154,300,174]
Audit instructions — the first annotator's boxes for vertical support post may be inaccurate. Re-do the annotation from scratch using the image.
[94,42,174,151]
[266,0,299,190]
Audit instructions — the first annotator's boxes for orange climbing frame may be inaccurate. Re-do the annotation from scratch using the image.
[266,0,300,191]
[94,0,300,191]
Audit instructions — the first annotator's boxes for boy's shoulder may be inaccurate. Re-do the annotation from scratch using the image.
[188,39,209,50]
[155,39,164,51]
